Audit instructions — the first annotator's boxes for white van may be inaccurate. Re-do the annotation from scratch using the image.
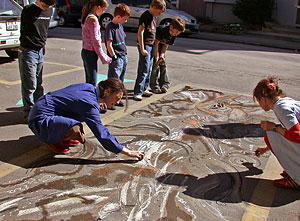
[0,0,22,59]
[100,0,200,34]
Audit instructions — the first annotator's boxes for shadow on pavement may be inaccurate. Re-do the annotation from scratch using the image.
[157,162,300,207]
[27,156,140,168]
[183,123,265,139]
[0,107,27,127]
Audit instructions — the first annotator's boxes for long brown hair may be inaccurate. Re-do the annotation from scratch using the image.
[253,76,285,101]
[81,0,108,24]
[98,78,128,111]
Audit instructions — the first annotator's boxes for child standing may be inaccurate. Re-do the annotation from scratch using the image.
[104,3,131,108]
[133,0,166,101]
[150,17,185,94]
[19,0,56,122]
[81,0,111,87]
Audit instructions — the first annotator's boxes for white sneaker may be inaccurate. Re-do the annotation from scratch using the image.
[133,95,143,101]
[143,90,153,97]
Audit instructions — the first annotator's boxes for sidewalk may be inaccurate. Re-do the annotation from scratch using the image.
[190,24,300,51]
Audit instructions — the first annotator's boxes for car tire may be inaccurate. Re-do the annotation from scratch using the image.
[160,19,172,27]
[99,14,113,30]
[58,14,67,26]
[5,50,18,59]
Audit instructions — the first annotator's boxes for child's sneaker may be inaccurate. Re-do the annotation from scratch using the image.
[133,95,143,101]
[161,87,168,93]
[143,90,153,97]
[152,88,162,94]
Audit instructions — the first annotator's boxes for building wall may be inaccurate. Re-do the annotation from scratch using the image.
[275,0,298,26]
[178,0,206,19]
[205,1,240,23]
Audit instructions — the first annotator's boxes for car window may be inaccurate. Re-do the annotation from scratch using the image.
[135,0,151,8]
[0,0,22,16]
[112,0,133,6]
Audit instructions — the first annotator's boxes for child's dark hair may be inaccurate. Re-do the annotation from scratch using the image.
[171,17,185,32]
[114,3,131,17]
[151,0,166,12]
[41,0,56,6]
[81,0,108,24]
[98,78,128,110]
[253,76,285,101]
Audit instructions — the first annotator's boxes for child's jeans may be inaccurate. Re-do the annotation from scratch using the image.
[18,46,44,117]
[150,61,170,90]
[81,48,98,86]
[108,54,128,82]
[134,44,154,96]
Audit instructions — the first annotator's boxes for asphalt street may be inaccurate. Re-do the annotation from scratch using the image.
[0,27,300,220]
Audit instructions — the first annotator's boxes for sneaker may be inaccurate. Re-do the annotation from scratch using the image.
[62,140,80,146]
[133,95,142,101]
[49,142,70,153]
[116,100,124,107]
[161,87,168,93]
[143,90,153,97]
[152,88,162,94]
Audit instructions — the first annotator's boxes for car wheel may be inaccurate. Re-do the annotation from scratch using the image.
[5,50,18,59]
[160,19,172,27]
[100,14,113,30]
[58,14,66,26]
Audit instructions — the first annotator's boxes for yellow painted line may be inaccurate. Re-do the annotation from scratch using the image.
[0,84,182,179]
[0,145,50,178]
[0,62,83,86]
[242,154,282,221]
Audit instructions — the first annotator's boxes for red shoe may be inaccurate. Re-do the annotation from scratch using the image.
[273,177,300,190]
[49,142,70,153]
[62,139,80,146]
[280,170,289,178]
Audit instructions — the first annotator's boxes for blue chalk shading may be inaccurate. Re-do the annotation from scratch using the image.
[16,73,135,105]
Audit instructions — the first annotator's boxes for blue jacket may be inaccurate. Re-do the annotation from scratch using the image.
[28,83,123,153]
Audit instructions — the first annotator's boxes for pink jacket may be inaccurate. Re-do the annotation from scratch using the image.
[82,20,112,64]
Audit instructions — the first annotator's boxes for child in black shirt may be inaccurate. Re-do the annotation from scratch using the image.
[150,17,185,93]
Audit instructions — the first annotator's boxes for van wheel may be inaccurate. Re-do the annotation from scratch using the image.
[160,19,172,27]
[100,14,113,30]
[5,50,18,59]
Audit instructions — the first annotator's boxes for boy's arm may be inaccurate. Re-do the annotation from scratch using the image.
[138,25,148,56]
[160,44,168,59]
[154,39,160,64]
[106,40,117,61]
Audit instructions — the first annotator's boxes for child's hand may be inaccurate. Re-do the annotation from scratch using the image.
[254,147,269,157]
[99,102,107,110]
[141,49,148,57]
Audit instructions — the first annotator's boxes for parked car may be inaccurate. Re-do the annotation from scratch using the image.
[0,0,22,59]
[56,0,89,26]
[100,0,200,34]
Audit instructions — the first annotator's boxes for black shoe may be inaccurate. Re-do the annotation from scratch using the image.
[108,105,116,110]
[115,100,124,107]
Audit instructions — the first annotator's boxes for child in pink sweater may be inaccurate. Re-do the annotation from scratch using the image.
[81,0,111,87]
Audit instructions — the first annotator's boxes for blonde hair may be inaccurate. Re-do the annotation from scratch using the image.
[151,0,166,12]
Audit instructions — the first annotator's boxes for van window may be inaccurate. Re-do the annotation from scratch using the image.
[135,0,151,8]
[111,0,133,6]
[0,0,22,16]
